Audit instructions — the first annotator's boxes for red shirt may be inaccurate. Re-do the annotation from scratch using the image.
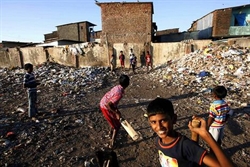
[100,85,124,109]
[146,54,151,63]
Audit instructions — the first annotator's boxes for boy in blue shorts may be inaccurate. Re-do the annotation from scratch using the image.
[207,86,230,146]
[147,98,234,167]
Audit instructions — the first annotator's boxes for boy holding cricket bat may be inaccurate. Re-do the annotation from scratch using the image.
[100,74,130,149]
[147,98,234,167]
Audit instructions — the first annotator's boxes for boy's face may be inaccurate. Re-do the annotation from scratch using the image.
[27,67,33,73]
[148,113,176,140]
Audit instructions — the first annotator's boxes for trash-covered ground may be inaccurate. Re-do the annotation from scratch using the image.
[0,42,250,167]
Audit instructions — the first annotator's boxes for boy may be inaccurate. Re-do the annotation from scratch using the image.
[145,51,153,73]
[129,48,135,69]
[23,63,40,118]
[110,54,116,73]
[147,97,234,167]
[119,51,125,70]
[100,74,130,148]
[131,55,137,74]
[207,86,230,146]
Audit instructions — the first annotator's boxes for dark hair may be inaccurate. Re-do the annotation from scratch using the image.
[119,74,130,88]
[213,86,227,99]
[147,98,174,118]
[24,63,33,70]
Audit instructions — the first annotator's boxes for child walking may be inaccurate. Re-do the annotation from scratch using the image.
[23,63,40,118]
[146,97,234,167]
[100,74,130,148]
[207,86,230,146]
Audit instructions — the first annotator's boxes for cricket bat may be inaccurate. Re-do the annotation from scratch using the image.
[120,118,139,141]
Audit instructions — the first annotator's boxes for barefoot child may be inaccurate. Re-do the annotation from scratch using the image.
[100,75,130,148]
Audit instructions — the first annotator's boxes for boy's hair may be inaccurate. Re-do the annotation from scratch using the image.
[119,74,130,88]
[24,63,33,70]
[147,98,174,118]
[213,86,227,99]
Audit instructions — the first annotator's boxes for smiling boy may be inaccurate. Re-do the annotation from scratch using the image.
[147,97,234,167]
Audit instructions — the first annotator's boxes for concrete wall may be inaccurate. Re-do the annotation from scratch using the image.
[228,38,250,47]
[113,43,145,67]
[0,48,21,68]
[78,45,109,67]
[152,40,212,65]
[21,47,47,66]
[4,39,247,69]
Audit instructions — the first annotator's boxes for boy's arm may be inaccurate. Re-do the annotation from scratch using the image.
[188,117,234,167]
[105,102,121,119]
[207,117,214,129]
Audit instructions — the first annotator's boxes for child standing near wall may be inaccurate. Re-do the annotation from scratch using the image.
[23,63,40,119]
[110,54,116,73]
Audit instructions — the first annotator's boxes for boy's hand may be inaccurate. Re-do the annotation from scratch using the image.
[188,116,210,139]
[115,110,121,120]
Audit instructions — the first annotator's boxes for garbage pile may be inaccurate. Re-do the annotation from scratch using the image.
[150,43,250,109]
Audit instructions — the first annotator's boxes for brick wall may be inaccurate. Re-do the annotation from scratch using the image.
[212,8,232,38]
[98,2,153,44]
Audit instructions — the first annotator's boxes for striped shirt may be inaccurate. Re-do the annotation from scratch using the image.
[209,100,230,127]
[100,85,124,109]
[23,72,37,91]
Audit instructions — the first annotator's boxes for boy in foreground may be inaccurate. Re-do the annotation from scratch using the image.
[147,98,234,167]
[100,74,130,148]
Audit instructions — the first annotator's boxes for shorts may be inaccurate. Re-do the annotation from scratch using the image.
[120,60,124,66]
[209,127,224,142]
[100,107,121,130]
[146,61,151,66]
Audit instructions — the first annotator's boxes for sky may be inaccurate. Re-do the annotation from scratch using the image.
[0,0,250,43]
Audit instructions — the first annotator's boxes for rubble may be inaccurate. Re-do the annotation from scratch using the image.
[151,43,250,110]
[0,42,249,166]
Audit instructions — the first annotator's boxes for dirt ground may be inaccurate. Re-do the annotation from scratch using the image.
[0,65,249,167]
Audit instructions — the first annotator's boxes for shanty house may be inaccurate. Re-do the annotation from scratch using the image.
[188,4,250,39]
[44,21,96,43]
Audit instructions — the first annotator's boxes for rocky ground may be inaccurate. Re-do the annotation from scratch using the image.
[1,44,250,167]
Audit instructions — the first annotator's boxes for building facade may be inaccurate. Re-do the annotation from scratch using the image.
[44,21,96,43]
[97,2,154,44]
[188,4,250,39]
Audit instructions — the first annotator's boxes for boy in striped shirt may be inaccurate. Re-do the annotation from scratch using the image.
[207,86,230,146]
[23,63,40,118]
